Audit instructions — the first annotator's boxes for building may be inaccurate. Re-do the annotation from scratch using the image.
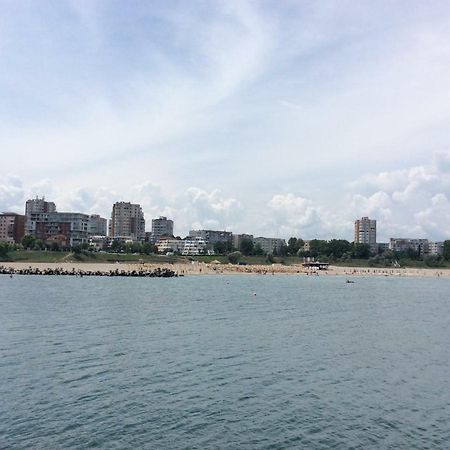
[151,216,174,243]
[428,241,444,256]
[88,236,111,252]
[389,238,429,255]
[181,237,208,256]
[25,196,57,235]
[377,242,390,253]
[189,229,232,248]
[232,233,254,250]
[354,217,377,253]
[253,237,286,254]
[88,215,107,236]
[34,212,90,247]
[0,213,26,244]
[25,196,56,216]
[110,202,145,242]
[155,237,184,254]
[303,240,311,252]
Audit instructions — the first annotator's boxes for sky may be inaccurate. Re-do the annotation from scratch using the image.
[1,0,450,241]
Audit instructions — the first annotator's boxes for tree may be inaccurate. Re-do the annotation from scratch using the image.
[287,237,304,255]
[253,243,265,256]
[239,238,254,256]
[22,234,36,249]
[327,239,352,259]
[33,239,44,250]
[443,240,450,261]
[278,243,288,256]
[111,240,125,252]
[308,239,327,257]
[352,243,371,259]
[0,241,11,259]
[214,241,232,254]
[228,251,242,264]
[142,242,155,255]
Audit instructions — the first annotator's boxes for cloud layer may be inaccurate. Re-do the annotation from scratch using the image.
[2,151,449,241]
[1,2,450,241]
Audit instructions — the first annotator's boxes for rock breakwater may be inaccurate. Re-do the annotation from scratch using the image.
[0,265,179,278]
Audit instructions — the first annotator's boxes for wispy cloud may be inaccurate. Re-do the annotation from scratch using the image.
[1,2,450,240]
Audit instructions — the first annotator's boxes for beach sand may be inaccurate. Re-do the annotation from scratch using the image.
[1,261,449,278]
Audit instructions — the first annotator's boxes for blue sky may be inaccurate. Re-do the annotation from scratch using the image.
[1,1,450,241]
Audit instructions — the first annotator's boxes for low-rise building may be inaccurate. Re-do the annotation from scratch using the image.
[34,212,90,247]
[377,242,390,253]
[0,213,26,244]
[253,237,286,254]
[181,237,208,256]
[88,235,111,251]
[156,237,184,254]
[428,241,444,256]
[189,229,232,248]
[389,238,429,255]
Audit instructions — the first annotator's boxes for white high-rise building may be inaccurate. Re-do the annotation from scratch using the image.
[354,217,377,252]
[110,202,145,242]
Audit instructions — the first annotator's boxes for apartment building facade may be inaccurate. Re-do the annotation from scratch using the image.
[0,213,26,244]
[189,229,232,248]
[253,237,286,254]
[34,212,90,247]
[354,217,377,252]
[25,196,57,235]
[110,202,146,242]
[151,216,174,243]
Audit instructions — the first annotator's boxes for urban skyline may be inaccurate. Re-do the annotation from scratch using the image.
[1,2,450,241]
[1,196,446,258]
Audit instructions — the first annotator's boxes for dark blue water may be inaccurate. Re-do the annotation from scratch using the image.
[1,274,449,449]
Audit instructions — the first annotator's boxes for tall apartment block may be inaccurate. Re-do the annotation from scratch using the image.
[151,216,174,243]
[110,202,145,242]
[354,216,377,252]
[0,213,26,244]
[25,196,57,235]
[88,214,107,236]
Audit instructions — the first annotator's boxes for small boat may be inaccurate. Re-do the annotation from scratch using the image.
[346,279,354,284]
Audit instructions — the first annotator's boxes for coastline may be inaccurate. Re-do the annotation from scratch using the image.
[1,261,449,278]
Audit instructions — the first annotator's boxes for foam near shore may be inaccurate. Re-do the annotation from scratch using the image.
[1,261,449,278]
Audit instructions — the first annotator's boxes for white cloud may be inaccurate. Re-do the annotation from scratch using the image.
[347,151,450,241]
[262,193,349,240]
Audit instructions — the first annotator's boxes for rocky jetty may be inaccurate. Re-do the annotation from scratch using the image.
[0,265,179,278]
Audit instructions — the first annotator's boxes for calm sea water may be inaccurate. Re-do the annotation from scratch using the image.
[1,274,449,449]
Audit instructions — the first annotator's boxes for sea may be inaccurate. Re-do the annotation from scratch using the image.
[0,274,449,449]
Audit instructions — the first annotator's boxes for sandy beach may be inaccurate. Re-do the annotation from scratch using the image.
[1,261,449,278]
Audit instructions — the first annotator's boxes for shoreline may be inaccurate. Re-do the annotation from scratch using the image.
[1,261,449,278]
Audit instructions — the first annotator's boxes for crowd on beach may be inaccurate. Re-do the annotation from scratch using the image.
[1,261,448,278]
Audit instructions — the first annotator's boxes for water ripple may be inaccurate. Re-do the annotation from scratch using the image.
[1,275,449,449]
